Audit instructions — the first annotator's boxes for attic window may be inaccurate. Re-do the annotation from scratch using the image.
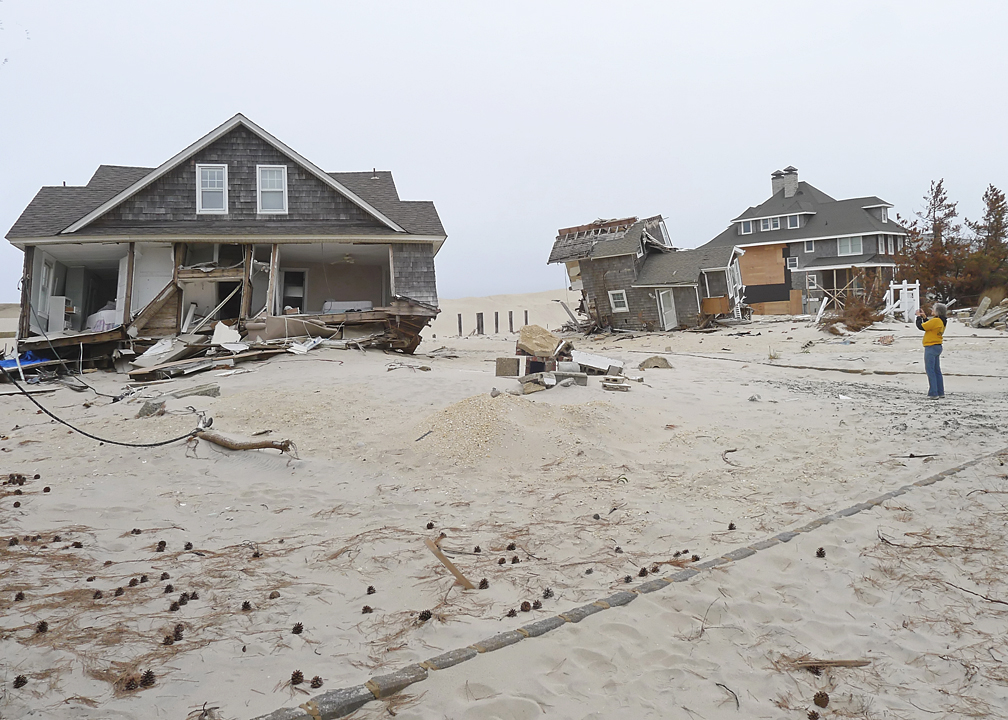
[881,207,888,223]
[787,214,800,229]
[740,221,753,235]
[771,217,780,230]
[760,218,770,231]
[786,256,798,270]
[608,290,629,313]
[196,164,228,214]
[257,166,288,214]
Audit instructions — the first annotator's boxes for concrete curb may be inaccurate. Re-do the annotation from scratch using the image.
[250,447,1005,720]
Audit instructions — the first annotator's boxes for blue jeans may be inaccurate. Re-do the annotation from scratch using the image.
[924,344,944,397]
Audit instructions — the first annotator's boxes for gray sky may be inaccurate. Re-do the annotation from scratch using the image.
[2,1,1006,303]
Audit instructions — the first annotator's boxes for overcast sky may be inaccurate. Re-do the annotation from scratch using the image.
[1,1,1006,303]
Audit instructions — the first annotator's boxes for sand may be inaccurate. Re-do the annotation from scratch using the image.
[1,303,1007,719]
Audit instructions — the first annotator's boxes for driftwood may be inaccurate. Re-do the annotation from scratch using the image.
[194,430,296,455]
[424,537,476,589]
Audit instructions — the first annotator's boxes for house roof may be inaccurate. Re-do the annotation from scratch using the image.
[633,244,736,287]
[799,253,896,269]
[703,184,906,252]
[6,116,446,241]
[547,217,637,264]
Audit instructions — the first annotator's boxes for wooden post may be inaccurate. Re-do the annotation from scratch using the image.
[508,310,514,333]
[265,244,280,316]
[239,244,253,320]
[524,310,529,327]
[457,313,462,336]
[122,242,135,326]
[494,311,499,334]
[17,246,34,340]
[476,312,484,335]
[174,243,185,330]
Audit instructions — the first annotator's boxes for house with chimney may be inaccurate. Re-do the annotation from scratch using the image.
[697,166,907,315]
[4,114,446,362]
[547,215,744,330]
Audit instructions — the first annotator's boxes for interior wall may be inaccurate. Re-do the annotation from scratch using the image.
[131,244,175,313]
[278,260,385,313]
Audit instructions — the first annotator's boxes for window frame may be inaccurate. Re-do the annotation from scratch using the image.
[760,218,770,232]
[787,214,800,229]
[887,234,895,255]
[807,273,818,289]
[257,165,289,215]
[196,164,228,215]
[881,207,888,223]
[786,256,798,270]
[804,239,814,253]
[837,236,863,257]
[608,289,630,314]
[740,220,753,235]
[771,217,781,230]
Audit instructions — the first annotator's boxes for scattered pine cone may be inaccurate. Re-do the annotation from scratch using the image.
[14,591,25,601]
[140,574,149,583]
[506,608,517,618]
[94,590,104,599]
[543,588,554,599]
[160,572,170,581]
[426,521,435,530]
[310,675,323,689]
[174,624,184,641]
[13,674,27,688]
[131,528,142,535]
[614,546,623,553]
[140,669,156,687]
[682,549,689,554]
[163,635,174,646]
[813,691,829,708]
[241,601,252,611]
[164,584,174,594]
[520,601,531,612]
[129,578,139,587]
[269,590,280,599]
[418,609,432,622]
[43,486,50,493]
[498,557,506,565]
[816,547,826,558]
[169,602,180,612]
[507,542,516,551]
[86,576,95,582]
[292,622,304,634]
[367,585,376,595]
[291,669,304,685]
[808,665,823,677]
[8,537,18,546]
[103,560,113,566]
[252,550,261,558]
[511,556,520,564]
[53,535,61,542]
[624,575,633,583]
[532,599,542,610]
[36,620,48,634]
[639,567,648,577]
[585,568,593,575]
[362,605,373,614]
[691,554,700,562]
[124,676,138,691]
[651,564,660,573]
[728,522,736,530]
[114,587,124,597]
[156,540,166,552]
[12,501,20,507]
[479,578,489,590]
[673,550,681,557]
[473,545,481,553]
[178,593,188,606]
[808,712,820,720]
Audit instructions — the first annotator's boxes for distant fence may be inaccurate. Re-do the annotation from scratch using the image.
[457,310,531,336]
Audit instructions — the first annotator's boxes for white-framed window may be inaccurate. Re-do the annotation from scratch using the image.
[807,273,818,289]
[804,239,814,253]
[771,217,781,230]
[881,207,888,223]
[196,164,228,214]
[608,289,629,313]
[760,218,770,231]
[897,236,904,252]
[740,220,753,235]
[257,165,288,214]
[786,256,798,270]
[838,236,863,256]
[787,214,800,229]
[40,261,53,304]
[888,234,895,255]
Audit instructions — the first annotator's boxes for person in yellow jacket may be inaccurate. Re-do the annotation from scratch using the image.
[916,303,947,398]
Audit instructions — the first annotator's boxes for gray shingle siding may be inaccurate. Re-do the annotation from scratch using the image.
[90,126,381,229]
[672,286,699,327]
[391,243,438,306]
[580,255,660,331]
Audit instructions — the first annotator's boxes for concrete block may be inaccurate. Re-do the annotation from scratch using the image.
[471,630,525,653]
[553,371,588,386]
[775,531,799,543]
[722,547,756,562]
[598,590,637,607]
[520,615,567,637]
[559,603,605,623]
[749,538,780,551]
[251,684,376,720]
[495,357,520,376]
[422,647,478,670]
[365,664,428,699]
[693,557,728,570]
[666,568,699,582]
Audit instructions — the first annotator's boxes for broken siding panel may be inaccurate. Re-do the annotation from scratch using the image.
[90,126,384,229]
[391,243,438,306]
[671,286,700,327]
[704,270,728,297]
[580,256,658,331]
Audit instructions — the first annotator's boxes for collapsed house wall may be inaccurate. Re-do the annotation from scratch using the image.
[579,255,661,331]
[391,244,438,306]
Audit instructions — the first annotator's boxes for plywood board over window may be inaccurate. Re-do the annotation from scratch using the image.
[738,243,786,285]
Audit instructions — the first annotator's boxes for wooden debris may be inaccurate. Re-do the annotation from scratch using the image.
[424,538,476,589]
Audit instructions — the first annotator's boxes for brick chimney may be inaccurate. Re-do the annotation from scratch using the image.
[771,170,785,196]
[781,166,798,198]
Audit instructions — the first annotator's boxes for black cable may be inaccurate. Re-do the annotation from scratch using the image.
[25,300,119,397]
[0,364,201,448]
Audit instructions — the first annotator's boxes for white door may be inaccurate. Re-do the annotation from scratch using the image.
[658,289,678,330]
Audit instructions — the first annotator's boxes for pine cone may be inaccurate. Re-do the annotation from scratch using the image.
[418,609,432,622]
[241,601,252,611]
[169,601,179,611]
[624,575,633,583]
[140,669,156,687]
[160,572,170,581]
[367,585,376,595]
[129,578,139,587]
[13,674,27,688]
[426,521,435,530]
[542,588,554,599]
[808,712,820,720]
[310,675,323,689]
[639,567,649,577]
[14,591,25,601]
[498,557,506,565]
[269,590,280,599]
[178,593,188,606]
[362,605,374,614]
[114,587,124,597]
[507,542,516,551]
[816,547,826,558]
[163,635,174,646]
[124,676,138,691]
[532,599,542,610]
[520,601,531,612]
[93,590,103,599]
[173,624,184,641]
[291,670,304,685]
[506,608,517,618]
[813,691,829,708]
[292,622,304,634]
[164,584,174,594]
[184,542,193,550]
[511,556,520,564]
[156,540,166,552]
[473,545,481,553]
[36,620,48,634]
[479,578,489,590]
[728,522,736,530]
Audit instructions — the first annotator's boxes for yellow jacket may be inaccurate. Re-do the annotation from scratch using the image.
[920,317,945,346]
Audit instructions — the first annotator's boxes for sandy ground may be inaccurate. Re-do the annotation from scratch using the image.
[2,306,1008,719]
[0,304,18,356]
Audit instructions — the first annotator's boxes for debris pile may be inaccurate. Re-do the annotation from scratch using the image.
[970,296,1008,329]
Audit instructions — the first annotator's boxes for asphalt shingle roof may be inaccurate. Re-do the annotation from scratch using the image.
[633,244,736,286]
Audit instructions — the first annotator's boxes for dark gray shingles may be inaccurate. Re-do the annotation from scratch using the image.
[328,171,445,236]
[633,245,735,286]
[6,187,116,238]
[802,253,895,268]
[86,165,153,194]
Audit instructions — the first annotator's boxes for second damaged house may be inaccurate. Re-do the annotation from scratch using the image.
[4,113,446,372]
[548,216,744,331]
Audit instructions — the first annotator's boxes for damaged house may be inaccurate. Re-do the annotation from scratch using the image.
[4,113,446,369]
[548,215,744,330]
[697,166,907,315]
